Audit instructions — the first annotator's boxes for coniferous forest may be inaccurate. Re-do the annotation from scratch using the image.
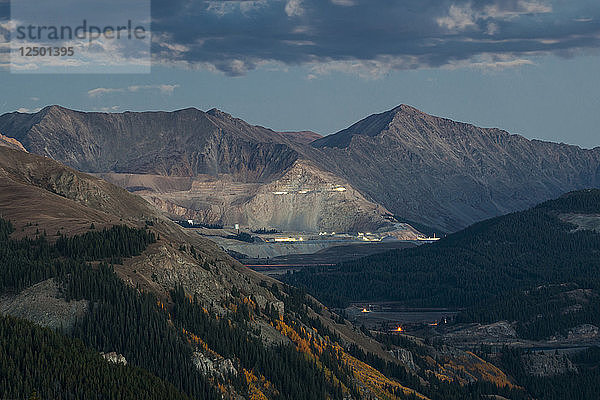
[0,221,218,399]
[0,218,377,399]
[0,313,189,400]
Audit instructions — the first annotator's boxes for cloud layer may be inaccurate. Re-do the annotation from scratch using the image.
[3,0,600,76]
[87,84,179,97]
[149,0,600,76]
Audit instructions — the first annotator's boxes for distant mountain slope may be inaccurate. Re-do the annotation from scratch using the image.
[309,105,600,231]
[2,105,599,232]
[0,105,299,181]
[0,106,406,233]
[277,130,322,145]
[0,145,150,237]
[0,145,158,221]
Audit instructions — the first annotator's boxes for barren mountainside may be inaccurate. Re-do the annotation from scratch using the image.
[241,160,395,232]
[276,130,322,145]
[0,105,299,181]
[96,160,399,233]
[309,105,600,231]
[1,104,599,232]
[0,133,27,152]
[0,106,400,232]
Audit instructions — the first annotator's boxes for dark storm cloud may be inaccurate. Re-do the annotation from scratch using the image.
[149,0,600,75]
[1,1,598,74]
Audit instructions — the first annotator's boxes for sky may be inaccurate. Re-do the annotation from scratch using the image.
[0,0,599,148]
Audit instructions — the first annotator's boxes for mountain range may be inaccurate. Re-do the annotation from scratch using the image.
[1,104,599,232]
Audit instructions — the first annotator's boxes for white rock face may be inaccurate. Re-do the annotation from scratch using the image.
[251,294,284,318]
[389,348,416,371]
[522,352,577,377]
[252,294,268,310]
[0,278,88,332]
[101,352,127,365]
[192,351,237,378]
[270,301,285,318]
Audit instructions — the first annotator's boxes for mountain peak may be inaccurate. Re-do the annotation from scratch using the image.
[311,105,407,149]
[172,107,202,114]
[206,108,233,119]
[312,104,490,149]
[390,104,426,115]
[41,105,69,114]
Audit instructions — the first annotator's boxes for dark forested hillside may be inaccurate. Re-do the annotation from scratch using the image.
[0,223,156,292]
[0,222,217,399]
[497,346,600,400]
[0,314,189,400]
[284,190,600,340]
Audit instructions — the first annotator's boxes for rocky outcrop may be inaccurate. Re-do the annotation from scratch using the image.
[251,294,284,318]
[0,278,88,332]
[193,351,237,378]
[389,348,417,371]
[125,242,249,307]
[0,133,27,152]
[101,352,128,365]
[567,324,599,340]
[522,352,577,377]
